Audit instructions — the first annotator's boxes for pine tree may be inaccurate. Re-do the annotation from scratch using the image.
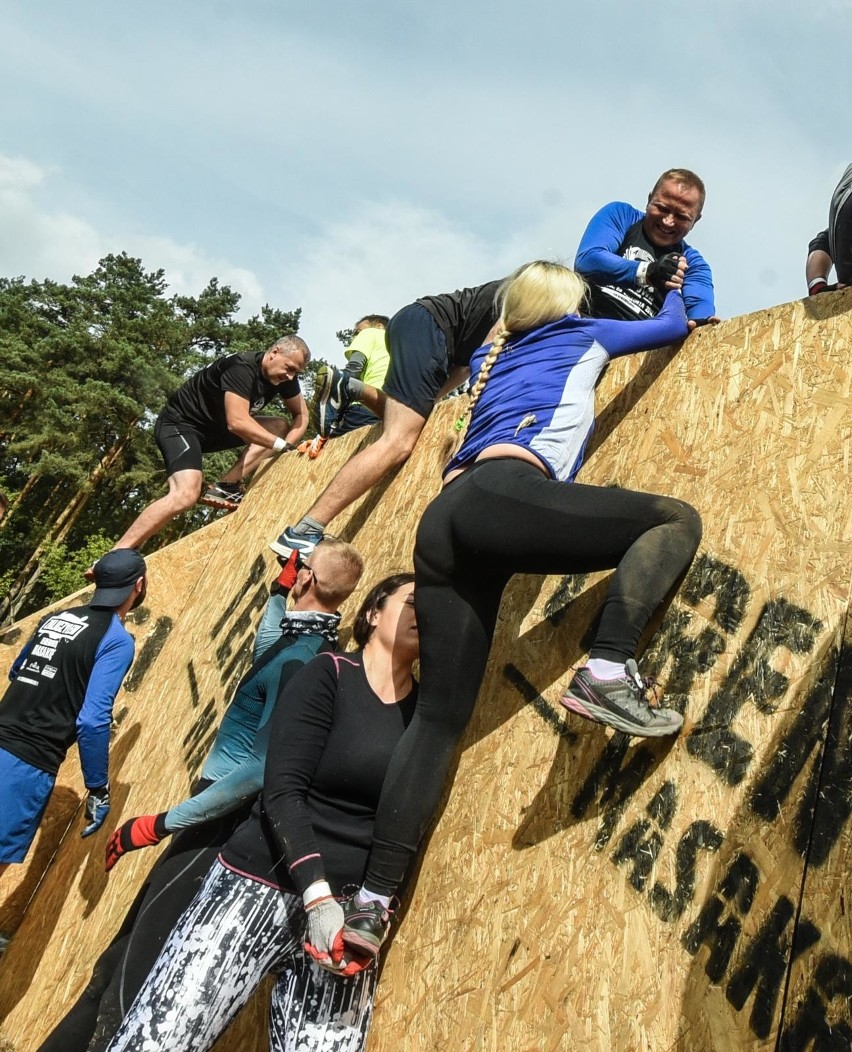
[0,254,318,622]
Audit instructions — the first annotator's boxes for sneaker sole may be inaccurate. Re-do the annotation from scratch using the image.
[200,495,241,511]
[560,691,683,737]
[308,370,330,432]
[268,538,296,558]
[268,537,318,559]
[316,370,337,436]
[341,927,384,957]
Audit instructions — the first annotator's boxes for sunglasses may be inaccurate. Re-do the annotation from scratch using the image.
[295,552,323,587]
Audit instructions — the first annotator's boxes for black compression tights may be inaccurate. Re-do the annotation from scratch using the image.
[364,458,702,895]
[37,802,252,1052]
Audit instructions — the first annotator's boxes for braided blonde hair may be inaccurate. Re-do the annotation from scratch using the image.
[455,261,587,433]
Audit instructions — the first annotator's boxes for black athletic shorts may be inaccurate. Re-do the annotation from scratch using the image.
[382,303,449,419]
[154,411,242,477]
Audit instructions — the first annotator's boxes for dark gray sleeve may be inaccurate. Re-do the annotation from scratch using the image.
[344,350,368,377]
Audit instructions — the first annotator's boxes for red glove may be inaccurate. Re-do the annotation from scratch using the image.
[308,436,327,460]
[337,951,375,977]
[271,550,300,596]
[105,813,168,872]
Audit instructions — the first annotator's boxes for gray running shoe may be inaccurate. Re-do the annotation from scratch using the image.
[560,659,683,737]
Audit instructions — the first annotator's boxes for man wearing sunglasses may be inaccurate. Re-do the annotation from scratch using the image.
[42,539,364,1052]
[575,168,719,332]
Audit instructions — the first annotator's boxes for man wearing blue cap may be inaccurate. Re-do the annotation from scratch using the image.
[0,549,146,868]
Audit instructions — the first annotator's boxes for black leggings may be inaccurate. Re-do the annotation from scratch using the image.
[38,800,252,1052]
[364,459,702,894]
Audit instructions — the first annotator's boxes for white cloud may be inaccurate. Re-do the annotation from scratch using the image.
[1,0,848,354]
[0,155,104,280]
[284,199,518,363]
[0,153,266,313]
[130,235,266,313]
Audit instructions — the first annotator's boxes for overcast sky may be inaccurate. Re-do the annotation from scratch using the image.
[1,1,849,364]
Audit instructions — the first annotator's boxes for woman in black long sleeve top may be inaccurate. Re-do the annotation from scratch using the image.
[107,574,418,1052]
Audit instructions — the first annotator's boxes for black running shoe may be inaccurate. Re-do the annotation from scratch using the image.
[341,892,392,957]
[200,482,244,511]
[560,659,683,737]
[314,366,352,437]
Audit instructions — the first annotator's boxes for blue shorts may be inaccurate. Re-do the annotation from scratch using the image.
[333,403,380,435]
[0,747,56,863]
[382,303,449,419]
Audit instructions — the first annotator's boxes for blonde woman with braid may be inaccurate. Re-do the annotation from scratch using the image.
[336,260,702,957]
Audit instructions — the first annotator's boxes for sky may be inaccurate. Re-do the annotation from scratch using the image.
[0,0,850,365]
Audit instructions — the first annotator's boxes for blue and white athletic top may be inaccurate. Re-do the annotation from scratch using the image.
[445,291,688,484]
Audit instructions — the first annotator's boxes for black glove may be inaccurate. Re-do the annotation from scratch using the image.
[646,253,683,291]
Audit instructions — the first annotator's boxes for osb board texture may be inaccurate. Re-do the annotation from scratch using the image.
[0,419,442,1050]
[363,293,852,1052]
[0,517,231,940]
[776,605,852,1050]
[0,291,849,1050]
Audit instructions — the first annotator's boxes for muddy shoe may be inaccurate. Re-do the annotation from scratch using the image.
[560,659,683,737]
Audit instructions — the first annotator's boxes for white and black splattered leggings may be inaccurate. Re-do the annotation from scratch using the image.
[106,860,376,1052]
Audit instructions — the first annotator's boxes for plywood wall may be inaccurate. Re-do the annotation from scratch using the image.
[0,516,234,941]
[0,291,850,1051]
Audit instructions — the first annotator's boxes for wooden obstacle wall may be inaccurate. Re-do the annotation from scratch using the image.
[0,292,850,1051]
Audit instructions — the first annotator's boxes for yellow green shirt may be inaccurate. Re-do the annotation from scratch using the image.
[345,327,389,391]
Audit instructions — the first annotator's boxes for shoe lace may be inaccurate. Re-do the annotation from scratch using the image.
[340,884,398,917]
[625,660,661,707]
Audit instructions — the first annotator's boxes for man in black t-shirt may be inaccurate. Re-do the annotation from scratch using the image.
[269,282,502,560]
[114,336,309,551]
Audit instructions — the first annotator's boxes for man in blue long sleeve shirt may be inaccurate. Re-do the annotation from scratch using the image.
[0,549,146,866]
[575,168,719,331]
